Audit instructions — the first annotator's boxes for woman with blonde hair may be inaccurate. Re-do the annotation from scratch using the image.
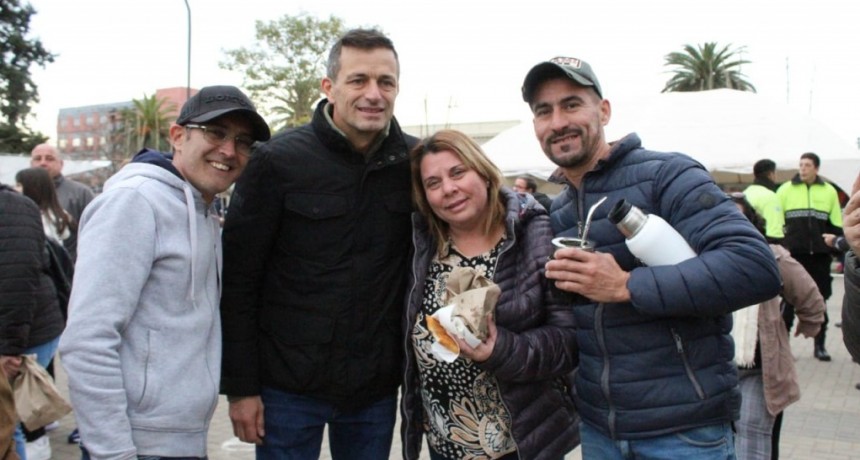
[400,129,579,460]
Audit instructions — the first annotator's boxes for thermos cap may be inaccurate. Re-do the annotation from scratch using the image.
[608,199,648,238]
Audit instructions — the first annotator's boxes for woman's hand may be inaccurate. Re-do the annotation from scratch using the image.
[456,314,498,363]
[0,355,22,380]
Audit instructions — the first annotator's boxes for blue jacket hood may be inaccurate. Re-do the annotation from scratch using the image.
[131,148,183,180]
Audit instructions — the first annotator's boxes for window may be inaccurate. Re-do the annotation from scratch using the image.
[86,137,94,147]
[72,137,81,147]
[59,139,67,149]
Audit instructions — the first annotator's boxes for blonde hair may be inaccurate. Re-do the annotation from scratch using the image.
[409,129,506,255]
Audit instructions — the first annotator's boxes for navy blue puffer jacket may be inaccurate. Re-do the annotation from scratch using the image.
[550,133,781,439]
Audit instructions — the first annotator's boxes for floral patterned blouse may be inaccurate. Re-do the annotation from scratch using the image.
[411,239,516,460]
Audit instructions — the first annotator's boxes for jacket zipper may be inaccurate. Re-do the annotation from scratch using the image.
[671,328,706,400]
[595,303,616,439]
[806,184,814,255]
[576,188,586,238]
[490,217,521,459]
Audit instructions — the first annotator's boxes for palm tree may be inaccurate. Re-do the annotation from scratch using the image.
[267,77,319,132]
[662,42,756,93]
[120,94,176,153]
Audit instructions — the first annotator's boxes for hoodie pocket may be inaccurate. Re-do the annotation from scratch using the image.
[127,327,218,430]
[135,329,160,412]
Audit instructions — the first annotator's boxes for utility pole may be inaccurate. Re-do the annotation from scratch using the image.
[184,0,191,101]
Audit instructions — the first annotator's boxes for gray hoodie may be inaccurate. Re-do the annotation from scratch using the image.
[59,154,222,460]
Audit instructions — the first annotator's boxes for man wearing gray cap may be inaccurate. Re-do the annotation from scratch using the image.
[525,57,781,458]
[59,85,269,459]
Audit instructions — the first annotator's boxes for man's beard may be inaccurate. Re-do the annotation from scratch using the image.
[544,128,594,168]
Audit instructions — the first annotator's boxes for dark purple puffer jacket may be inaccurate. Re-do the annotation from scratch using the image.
[400,188,580,460]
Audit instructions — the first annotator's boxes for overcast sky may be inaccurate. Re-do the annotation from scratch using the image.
[23,0,860,147]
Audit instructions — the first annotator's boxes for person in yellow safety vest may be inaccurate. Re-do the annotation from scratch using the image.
[777,152,843,362]
[744,159,785,241]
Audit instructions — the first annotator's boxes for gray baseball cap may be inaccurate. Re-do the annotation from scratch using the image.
[522,56,603,103]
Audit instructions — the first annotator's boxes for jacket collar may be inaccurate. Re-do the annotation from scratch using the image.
[311,99,408,169]
[753,177,778,191]
[790,173,825,186]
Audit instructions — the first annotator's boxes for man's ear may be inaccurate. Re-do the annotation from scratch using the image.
[321,77,333,99]
[600,99,612,126]
[169,124,185,151]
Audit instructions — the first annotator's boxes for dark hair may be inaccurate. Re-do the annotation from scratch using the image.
[16,167,75,236]
[727,192,767,238]
[800,152,820,168]
[410,129,505,255]
[518,176,538,193]
[752,159,776,179]
[326,28,399,80]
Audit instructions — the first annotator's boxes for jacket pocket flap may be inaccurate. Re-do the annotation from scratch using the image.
[283,193,348,220]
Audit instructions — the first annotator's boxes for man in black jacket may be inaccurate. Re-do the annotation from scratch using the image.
[220,29,417,459]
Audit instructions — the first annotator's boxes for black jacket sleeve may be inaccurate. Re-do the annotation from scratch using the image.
[0,189,45,355]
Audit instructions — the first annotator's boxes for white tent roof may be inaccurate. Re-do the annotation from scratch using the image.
[483,89,860,193]
[0,154,111,186]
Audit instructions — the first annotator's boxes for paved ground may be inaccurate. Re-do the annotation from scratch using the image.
[45,276,860,459]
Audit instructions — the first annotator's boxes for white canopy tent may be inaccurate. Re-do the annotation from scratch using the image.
[483,89,860,194]
[0,154,111,186]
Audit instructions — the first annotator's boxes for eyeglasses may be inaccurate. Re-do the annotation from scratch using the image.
[184,124,255,156]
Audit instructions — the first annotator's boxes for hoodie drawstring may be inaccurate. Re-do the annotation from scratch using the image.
[183,185,198,308]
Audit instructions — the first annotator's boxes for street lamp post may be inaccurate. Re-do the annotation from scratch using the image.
[184,0,191,101]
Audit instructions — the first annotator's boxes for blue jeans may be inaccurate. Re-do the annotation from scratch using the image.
[257,386,396,460]
[581,420,736,460]
[14,336,60,460]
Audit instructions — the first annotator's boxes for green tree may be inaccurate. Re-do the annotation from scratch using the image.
[0,0,54,152]
[119,94,175,154]
[662,42,755,93]
[220,13,346,131]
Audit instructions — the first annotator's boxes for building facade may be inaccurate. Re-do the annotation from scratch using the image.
[56,87,196,160]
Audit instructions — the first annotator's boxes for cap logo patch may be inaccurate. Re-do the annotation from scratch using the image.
[204,94,251,107]
[551,57,582,68]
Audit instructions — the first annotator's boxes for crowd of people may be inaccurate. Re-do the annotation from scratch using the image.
[1,27,859,460]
